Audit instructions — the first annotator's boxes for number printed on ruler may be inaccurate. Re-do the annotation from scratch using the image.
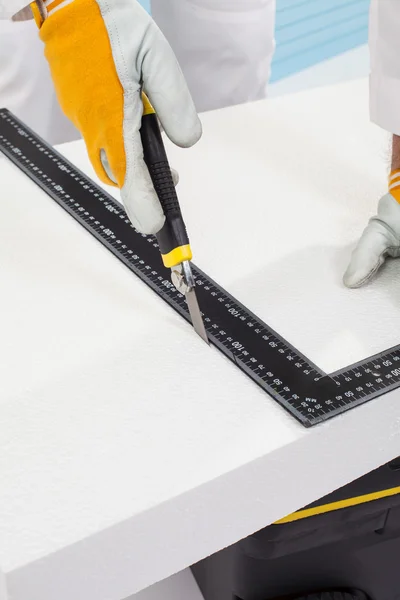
[1,108,400,427]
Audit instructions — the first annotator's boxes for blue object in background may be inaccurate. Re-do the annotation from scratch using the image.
[137,0,368,82]
[271,0,369,81]
[138,0,150,12]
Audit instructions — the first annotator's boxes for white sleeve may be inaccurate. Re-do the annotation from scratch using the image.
[0,0,32,19]
[151,0,276,113]
[369,0,400,136]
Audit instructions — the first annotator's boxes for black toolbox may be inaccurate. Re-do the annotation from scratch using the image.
[192,458,400,600]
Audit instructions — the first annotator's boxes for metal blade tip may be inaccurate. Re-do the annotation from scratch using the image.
[185,289,209,344]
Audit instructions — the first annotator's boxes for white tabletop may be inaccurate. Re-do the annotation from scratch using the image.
[1,78,400,600]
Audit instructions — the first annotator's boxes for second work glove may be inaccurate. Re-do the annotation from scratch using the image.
[31,0,202,234]
[343,175,400,287]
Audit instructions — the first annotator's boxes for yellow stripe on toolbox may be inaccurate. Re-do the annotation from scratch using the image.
[275,486,400,524]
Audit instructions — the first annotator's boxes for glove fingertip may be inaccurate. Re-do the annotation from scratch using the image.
[171,168,180,187]
[342,271,365,289]
[163,112,202,149]
[125,206,165,235]
[343,256,384,289]
[121,186,165,235]
[180,116,203,148]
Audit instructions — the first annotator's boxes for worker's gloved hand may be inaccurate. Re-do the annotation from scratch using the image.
[31,0,202,234]
[343,192,400,288]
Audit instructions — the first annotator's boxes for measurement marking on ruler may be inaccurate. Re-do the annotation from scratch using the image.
[1,108,400,427]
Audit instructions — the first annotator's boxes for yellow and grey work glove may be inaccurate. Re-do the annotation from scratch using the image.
[343,171,400,288]
[30,0,202,234]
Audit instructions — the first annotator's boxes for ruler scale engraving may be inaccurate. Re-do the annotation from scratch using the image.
[1,109,399,427]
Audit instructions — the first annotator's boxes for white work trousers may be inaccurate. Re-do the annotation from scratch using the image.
[369,0,400,136]
[151,0,276,112]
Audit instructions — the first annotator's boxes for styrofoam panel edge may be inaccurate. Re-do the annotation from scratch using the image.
[127,569,204,600]
[4,389,400,600]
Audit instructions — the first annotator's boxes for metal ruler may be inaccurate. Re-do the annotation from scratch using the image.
[1,108,400,428]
